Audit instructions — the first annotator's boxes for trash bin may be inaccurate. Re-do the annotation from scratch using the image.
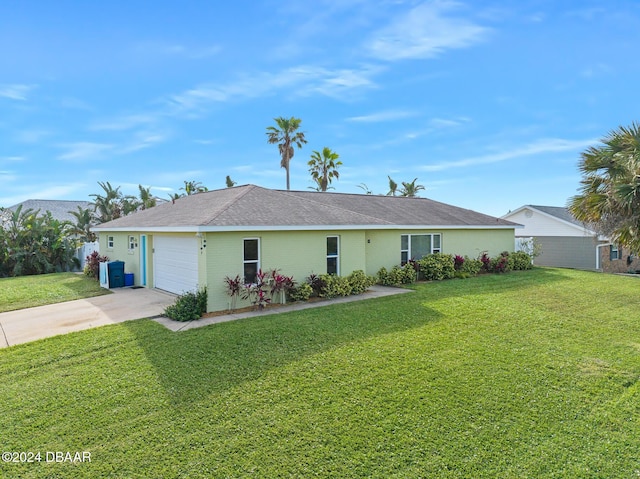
[124,272,134,287]
[108,261,125,288]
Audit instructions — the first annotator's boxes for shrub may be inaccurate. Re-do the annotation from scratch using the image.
[454,255,465,271]
[376,267,393,286]
[511,251,533,270]
[241,269,271,309]
[319,274,352,298]
[268,269,295,303]
[490,252,511,273]
[418,253,455,281]
[479,252,491,272]
[377,263,417,286]
[306,273,326,297]
[84,251,109,280]
[460,256,483,276]
[223,274,242,310]
[288,282,313,302]
[347,270,376,295]
[164,288,208,322]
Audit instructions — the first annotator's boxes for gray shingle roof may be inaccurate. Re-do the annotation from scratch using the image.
[526,205,585,228]
[94,185,517,231]
[6,199,93,223]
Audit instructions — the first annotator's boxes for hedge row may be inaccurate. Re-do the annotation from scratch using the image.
[377,251,533,286]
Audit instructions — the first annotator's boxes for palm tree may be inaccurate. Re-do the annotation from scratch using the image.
[225,175,237,188]
[180,180,208,196]
[90,181,123,223]
[69,206,97,242]
[400,178,426,197]
[568,122,640,251]
[308,147,342,192]
[138,185,156,210]
[357,183,373,195]
[387,176,398,196]
[266,117,307,190]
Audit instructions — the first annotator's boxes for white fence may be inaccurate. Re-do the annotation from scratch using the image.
[75,241,100,270]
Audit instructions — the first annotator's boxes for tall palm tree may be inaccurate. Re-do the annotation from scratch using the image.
[387,176,398,196]
[266,117,307,190]
[308,147,342,192]
[569,122,640,251]
[400,178,426,197]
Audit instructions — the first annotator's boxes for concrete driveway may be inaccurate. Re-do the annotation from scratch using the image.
[0,288,176,348]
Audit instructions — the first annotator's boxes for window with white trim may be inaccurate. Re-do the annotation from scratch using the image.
[401,234,441,263]
[327,236,339,275]
[243,238,260,284]
[128,235,137,253]
[107,236,114,249]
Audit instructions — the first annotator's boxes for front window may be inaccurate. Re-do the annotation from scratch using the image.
[107,236,114,249]
[327,236,339,275]
[401,234,442,263]
[610,244,621,261]
[128,235,137,252]
[243,238,260,284]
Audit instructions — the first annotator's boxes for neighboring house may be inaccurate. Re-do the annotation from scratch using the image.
[94,185,520,312]
[5,199,93,223]
[502,205,640,272]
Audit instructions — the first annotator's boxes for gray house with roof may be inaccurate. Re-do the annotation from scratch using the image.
[94,185,519,312]
[502,205,615,271]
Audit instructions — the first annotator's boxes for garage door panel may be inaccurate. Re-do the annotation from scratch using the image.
[154,236,199,294]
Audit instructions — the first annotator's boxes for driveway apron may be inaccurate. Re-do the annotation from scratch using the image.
[0,288,176,348]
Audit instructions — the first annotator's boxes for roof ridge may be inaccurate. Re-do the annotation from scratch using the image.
[201,184,258,225]
[278,190,395,225]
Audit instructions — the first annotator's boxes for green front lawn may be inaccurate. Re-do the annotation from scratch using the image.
[0,273,110,313]
[1,268,639,477]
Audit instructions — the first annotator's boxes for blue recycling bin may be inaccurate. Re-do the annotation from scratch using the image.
[124,273,134,287]
[108,261,125,288]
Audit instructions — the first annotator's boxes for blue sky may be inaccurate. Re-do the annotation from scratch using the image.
[1,0,639,217]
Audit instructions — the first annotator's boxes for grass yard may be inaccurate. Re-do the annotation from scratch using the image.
[1,268,639,478]
[0,272,110,313]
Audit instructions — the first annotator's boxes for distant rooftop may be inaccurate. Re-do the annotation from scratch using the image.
[6,199,93,223]
[526,205,585,228]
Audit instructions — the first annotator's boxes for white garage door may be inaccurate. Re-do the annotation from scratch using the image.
[153,236,199,294]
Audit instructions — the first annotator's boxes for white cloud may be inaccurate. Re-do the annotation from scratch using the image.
[347,110,417,123]
[119,132,168,154]
[0,84,36,101]
[90,113,161,131]
[57,142,114,161]
[420,138,597,172]
[166,64,380,114]
[366,0,490,61]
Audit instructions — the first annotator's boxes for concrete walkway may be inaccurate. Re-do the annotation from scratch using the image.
[154,285,413,332]
[0,285,412,348]
[0,288,176,348]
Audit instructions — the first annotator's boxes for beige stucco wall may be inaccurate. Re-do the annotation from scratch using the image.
[364,228,515,274]
[98,232,142,285]
[99,227,515,312]
[206,230,367,312]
